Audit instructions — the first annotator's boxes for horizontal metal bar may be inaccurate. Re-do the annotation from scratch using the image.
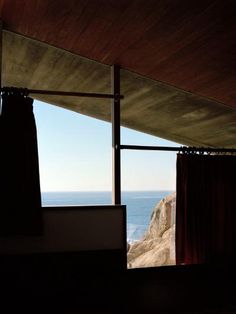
[120,144,180,151]
[29,89,124,99]
[120,144,236,153]
[1,87,124,100]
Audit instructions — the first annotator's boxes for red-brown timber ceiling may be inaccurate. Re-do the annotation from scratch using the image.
[1,0,236,108]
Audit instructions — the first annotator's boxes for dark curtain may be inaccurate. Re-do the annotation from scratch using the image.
[0,92,43,235]
[176,153,236,265]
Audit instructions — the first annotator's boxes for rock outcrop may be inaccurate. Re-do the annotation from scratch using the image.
[127,192,176,268]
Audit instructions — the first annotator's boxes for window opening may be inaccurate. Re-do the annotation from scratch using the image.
[34,100,112,205]
[121,129,177,268]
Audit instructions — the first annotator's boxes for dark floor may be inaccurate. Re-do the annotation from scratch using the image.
[0,251,236,313]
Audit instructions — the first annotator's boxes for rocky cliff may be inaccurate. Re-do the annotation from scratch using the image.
[127,192,176,268]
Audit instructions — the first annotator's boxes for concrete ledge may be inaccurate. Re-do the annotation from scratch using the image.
[0,205,126,254]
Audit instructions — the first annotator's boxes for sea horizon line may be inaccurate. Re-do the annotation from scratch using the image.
[41,189,175,193]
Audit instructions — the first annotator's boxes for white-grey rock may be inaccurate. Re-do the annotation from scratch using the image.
[127,192,176,268]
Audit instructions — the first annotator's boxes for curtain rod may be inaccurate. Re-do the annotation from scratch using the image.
[1,87,124,100]
[120,144,236,153]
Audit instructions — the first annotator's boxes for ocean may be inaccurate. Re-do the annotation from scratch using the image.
[41,190,173,242]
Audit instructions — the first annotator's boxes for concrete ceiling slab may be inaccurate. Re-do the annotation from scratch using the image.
[2,31,236,148]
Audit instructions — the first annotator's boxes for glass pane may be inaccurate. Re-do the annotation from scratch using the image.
[34,100,112,205]
[121,127,177,268]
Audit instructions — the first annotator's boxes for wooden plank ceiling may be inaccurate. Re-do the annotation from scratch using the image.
[0,0,236,147]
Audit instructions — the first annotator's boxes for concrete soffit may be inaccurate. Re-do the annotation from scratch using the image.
[2,30,236,148]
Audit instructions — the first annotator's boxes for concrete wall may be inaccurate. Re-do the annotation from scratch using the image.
[0,205,126,254]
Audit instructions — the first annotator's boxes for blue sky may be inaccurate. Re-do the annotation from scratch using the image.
[34,100,178,192]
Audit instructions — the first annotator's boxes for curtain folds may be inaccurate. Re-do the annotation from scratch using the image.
[176,154,236,265]
[0,92,42,235]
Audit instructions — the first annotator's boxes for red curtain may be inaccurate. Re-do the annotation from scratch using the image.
[0,92,42,235]
[176,153,236,265]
